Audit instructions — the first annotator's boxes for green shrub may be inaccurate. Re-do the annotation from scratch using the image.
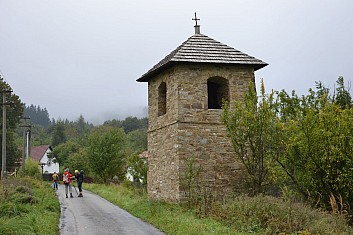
[0,217,32,235]
[209,194,353,234]
[11,192,35,204]
[23,158,41,178]
[0,202,23,217]
[15,185,32,194]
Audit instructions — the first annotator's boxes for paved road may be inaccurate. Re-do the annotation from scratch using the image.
[56,184,165,235]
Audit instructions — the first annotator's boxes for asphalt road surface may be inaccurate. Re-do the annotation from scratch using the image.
[56,184,165,235]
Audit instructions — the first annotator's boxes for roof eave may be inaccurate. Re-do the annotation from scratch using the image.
[254,62,269,71]
[136,62,175,82]
[136,61,268,82]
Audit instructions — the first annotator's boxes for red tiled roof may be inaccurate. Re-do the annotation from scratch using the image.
[31,145,51,162]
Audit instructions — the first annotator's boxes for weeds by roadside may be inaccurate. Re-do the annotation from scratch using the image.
[85,183,353,235]
[0,177,60,235]
[85,183,233,235]
[2,177,352,234]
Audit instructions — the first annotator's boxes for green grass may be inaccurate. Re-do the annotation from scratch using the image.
[0,177,60,235]
[2,179,352,234]
[85,183,353,235]
[85,183,235,234]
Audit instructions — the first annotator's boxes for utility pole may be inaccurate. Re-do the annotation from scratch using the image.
[1,76,12,180]
[20,117,31,176]
[26,129,31,158]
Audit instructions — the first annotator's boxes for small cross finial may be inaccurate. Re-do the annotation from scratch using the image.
[192,12,200,26]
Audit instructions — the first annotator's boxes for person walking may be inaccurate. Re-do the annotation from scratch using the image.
[63,168,74,198]
[77,170,84,197]
[52,171,59,191]
[74,170,79,182]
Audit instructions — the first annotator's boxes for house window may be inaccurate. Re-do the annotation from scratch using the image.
[207,77,229,109]
[158,82,167,116]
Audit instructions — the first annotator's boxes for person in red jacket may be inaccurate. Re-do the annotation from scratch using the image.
[63,168,74,198]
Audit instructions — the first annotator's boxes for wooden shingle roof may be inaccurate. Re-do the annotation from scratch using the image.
[137,33,268,82]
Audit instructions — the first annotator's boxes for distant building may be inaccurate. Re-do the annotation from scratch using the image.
[31,145,59,174]
[137,18,267,201]
[126,151,148,183]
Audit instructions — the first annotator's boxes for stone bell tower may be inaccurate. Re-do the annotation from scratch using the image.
[137,15,267,202]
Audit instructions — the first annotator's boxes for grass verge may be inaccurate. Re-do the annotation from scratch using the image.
[2,179,352,234]
[0,177,60,235]
[85,183,234,235]
[85,183,353,235]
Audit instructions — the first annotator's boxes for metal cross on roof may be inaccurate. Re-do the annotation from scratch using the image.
[192,12,200,26]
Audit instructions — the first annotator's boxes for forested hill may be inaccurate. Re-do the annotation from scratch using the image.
[24,104,51,127]
[24,104,148,132]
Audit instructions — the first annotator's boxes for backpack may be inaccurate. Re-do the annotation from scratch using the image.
[52,173,59,181]
[63,173,69,184]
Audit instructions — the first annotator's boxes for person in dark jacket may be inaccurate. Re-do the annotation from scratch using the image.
[77,170,84,197]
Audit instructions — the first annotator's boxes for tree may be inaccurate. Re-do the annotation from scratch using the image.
[222,76,353,213]
[51,120,66,147]
[333,76,352,109]
[76,114,88,136]
[87,126,126,183]
[103,116,148,133]
[0,79,24,171]
[29,125,52,146]
[120,116,141,133]
[126,129,147,154]
[0,80,25,130]
[51,140,82,167]
[24,105,51,127]
[222,80,278,195]
[103,119,122,128]
[276,88,353,210]
[67,148,90,176]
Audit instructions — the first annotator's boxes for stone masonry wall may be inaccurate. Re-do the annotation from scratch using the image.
[147,63,255,201]
[147,68,181,201]
[147,123,180,201]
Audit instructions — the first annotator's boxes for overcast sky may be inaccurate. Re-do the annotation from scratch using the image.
[1,1,352,124]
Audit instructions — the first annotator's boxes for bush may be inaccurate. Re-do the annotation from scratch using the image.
[23,158,41,178]
[209,194,353,234]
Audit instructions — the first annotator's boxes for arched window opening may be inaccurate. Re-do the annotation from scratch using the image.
[207,77,229,109]
[158,82,167,116]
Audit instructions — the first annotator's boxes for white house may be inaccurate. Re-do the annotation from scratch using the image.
[31,145,59,174]
[126,151,148,183]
